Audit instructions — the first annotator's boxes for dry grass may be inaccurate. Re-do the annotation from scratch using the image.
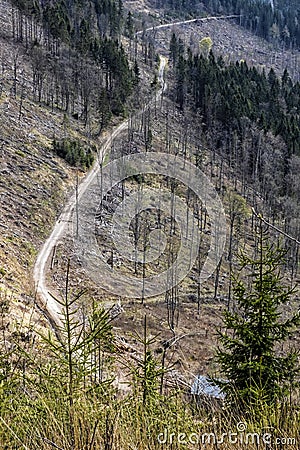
[0,288,298,450]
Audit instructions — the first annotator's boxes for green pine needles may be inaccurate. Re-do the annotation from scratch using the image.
[216,220,300,411]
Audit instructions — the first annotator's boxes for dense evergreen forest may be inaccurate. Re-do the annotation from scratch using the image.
[172,37,300,155]
[11,0,124,41]
[150,0,300,49]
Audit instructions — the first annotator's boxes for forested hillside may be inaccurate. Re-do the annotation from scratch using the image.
[1,0,300,448]
[10,0,135,120]
[203,0,300,49]
[172,36,300,154]
[11,0,124,41]
[149,0,300,49]
[0,0,140,296]
[171,36,300,273]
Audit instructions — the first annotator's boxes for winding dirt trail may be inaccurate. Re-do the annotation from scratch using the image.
[33,14,237,326]
[33,55,167,326]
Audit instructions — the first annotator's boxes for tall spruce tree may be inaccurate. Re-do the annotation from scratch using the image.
[215,220,300,408]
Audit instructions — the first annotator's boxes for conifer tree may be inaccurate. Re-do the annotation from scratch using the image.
[215,221,300,409]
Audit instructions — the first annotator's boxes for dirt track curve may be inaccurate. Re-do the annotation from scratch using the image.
[33,54,167,326]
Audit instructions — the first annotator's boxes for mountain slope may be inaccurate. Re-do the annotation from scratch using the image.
[0,0,135,299]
